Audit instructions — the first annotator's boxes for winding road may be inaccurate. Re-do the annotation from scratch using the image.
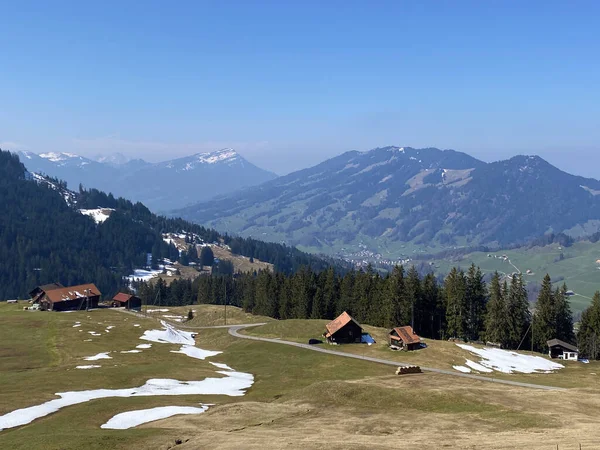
[227,324,565,391]
[114,309,566,391]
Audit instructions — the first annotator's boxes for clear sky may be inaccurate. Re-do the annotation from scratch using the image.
[1,1,599,176]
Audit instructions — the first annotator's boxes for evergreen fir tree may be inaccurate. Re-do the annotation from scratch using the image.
[484,272,508,346]
[578,291,600,359]
[532,274,556,352]
[445,268,467,339]
[506,273,531,349]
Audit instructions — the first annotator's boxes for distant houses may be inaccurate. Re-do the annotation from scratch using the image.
[111,292,142,310]
[388,325,421,351]
[324,312,363,344]
[30,283,101,311]
[547,339,578,361]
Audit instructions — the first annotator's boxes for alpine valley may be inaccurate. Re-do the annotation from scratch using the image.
[17,148,277,212]
[175,146,600,260]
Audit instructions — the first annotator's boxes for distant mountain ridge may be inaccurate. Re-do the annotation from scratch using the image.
[174,146,600,257]
[16,148,277,212]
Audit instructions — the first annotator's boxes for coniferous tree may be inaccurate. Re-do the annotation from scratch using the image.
[405,266,422,331]
[532,274,556,352]
[578,292,600,359]
[485,272,508,346]
[445,268,467,339]
[555,283,575,344]
[465,264,487,341]
[506,273,531,349]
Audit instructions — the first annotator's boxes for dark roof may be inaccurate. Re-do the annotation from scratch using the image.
[547,339,578,352]
[325,311,362,338]
[390,326,421,345]
[44,284,101,303]
[29,283,64,297]
[113,292,133,303]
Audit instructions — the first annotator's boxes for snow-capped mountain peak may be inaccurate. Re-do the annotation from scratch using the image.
[39,152,80,162]
[195,148,239,164]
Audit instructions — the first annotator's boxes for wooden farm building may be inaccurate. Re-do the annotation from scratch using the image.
[324,311,363,344]
[547,339,579,360]
[31,283,101,311]
[389,325,421,351]
[111,292,142,310]
[28,283,64,300]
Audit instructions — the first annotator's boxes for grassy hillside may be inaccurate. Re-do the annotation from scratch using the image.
[426,240,600,312]
[2,303,600,449]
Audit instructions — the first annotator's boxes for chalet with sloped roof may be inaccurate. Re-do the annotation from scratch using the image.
[324,311,363,344]
[389,325,421,351]
[32,283,101,311]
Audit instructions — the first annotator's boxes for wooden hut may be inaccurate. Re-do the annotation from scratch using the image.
[389,325,421,351]
[324,311,363,344]
[111,293,142,310]
[547,339,578,360]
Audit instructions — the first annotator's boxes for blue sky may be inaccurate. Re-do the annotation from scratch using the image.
[1,1,599,176]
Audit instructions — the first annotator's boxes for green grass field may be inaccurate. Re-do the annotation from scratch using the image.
[2,302,600,449]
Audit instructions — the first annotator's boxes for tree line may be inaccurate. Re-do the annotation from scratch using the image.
[135,264,577,353]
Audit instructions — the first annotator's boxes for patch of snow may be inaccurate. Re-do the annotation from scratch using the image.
[133,324,140,327]
[101,405,209,429]
[379,175,393,183]
[73,324,81,328]
[171,346,222,361]
[79,208,114,224]
[120,350,142,354]
[0,372,253,431]
[456,344,564,374]
[147,308,170,313]
[140,320,195,345]
[83,352,112,361]
[136,343,152,349]
[126,268,163,283]
[453,365,471,373]
[465,359,493,373]
[76,365,101,370]
[210,362,234,371]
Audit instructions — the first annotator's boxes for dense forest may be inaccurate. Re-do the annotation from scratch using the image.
[0,150,342,300]
[134,264,578,354]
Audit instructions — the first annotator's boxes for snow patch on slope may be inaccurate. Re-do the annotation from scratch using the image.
[79,208,114,224]
[456,344,564,374]
[101,405,210,429]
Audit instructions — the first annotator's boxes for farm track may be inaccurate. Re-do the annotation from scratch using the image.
[112,308,566,391]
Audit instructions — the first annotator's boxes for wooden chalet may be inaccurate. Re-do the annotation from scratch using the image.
[389,325,421,351]
[111,292,142,310]
[547,339,579,361]
[32,283,101,311]
[324,311,363,344]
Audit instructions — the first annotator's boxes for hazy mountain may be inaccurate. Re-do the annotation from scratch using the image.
[16,149,277,212]
[94,152,131,166]
[175,146,600,256]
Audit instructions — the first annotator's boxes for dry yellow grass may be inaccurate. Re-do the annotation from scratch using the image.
[210,245,273,273]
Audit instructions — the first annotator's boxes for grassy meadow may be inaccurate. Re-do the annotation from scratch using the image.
[1,302,600,449]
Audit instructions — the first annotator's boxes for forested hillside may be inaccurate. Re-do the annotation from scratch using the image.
[0,150,340,300]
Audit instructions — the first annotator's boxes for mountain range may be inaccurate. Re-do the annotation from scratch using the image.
[175,146,600,258]
[16,149,276,212]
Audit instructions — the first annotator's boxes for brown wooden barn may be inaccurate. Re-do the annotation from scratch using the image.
[111,292,142,310]
[389,325,421,351]
[32,283,101,311]
[29,283,64,301]
[324,311,363,344]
